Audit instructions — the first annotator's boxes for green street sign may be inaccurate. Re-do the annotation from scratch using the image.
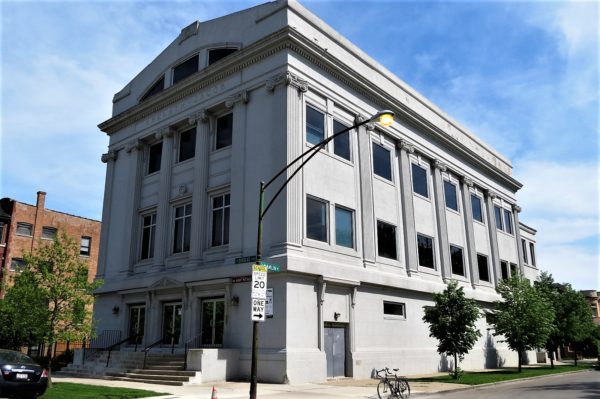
[235,256,257,264]
[260,262,281,272]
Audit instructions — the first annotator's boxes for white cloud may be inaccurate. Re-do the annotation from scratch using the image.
[538,244,599,291]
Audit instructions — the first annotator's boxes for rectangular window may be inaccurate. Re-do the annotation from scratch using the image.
[417,234,435,269]
[503,209,513,234]
[0,222,4,244]
[383,301,405,318]
[173,55,199,84]
[173,204,192,253]
[207,48,237,65]
[141,213,156,260]
[411,164,429,198]
[529,243,536,266]
[494,206,503,231]
[306,105,325,145]
[80,236,91,256]
[216,113,233,150]
[521,239,528,264]
[306,197,328,242]
[500,260,509,280]
[333,120,351,161]
[140,76,164,102]
[211,194,230,247]
[148,142,162,174]
[477,254,490,282]
[335,206,354,248]
[377,220,397,259]
[16,222,33,236]
[9,258,26,272]
[372,143,392,181]
[41,226,57,240]
[444,181,458,211]
[510,263,518,276]
[471,194,483,223]
[450,245,464,276]
[178,127,196,162]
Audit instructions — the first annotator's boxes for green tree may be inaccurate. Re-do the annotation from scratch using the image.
[423,281,482,379]
[493,275,554,372]
[535,272,597,367]
[20,232,103,383]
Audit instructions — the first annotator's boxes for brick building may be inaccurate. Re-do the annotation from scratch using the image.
[0,191,101,298]
[581,290,600,326]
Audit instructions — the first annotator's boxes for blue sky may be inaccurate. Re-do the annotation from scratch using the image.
[1,0,598,290]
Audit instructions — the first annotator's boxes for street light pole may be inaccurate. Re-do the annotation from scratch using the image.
[249,110,394,399]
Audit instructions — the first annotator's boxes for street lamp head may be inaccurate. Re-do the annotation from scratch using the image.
[370,110,395,127]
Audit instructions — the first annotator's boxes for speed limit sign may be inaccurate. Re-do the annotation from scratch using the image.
[251,264,267,299]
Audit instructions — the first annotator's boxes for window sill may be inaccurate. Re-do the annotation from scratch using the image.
[15,233,33,237]
[383,315,406,321]
[373,174,395,186]
[418,266,439,276]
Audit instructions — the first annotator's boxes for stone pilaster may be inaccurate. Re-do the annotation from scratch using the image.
[460,177,479,287]
[124,140,143,273]
[189,110,210,264]
[397,139,418,275]
[432,160,451,281]
[484,190,501,286]
[97,150,118,279]
[512,204,525,274]
[356,114,376,267]
[153,127,175,270]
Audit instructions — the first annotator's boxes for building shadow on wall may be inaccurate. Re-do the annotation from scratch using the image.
[484,332,505,369]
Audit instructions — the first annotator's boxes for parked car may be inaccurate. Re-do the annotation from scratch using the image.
[0,349,48,398]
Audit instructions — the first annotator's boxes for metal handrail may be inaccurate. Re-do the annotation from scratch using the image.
[183,334,203,370]
[105,335,135,367]
[83,330,121,364]
[142,334,170,369]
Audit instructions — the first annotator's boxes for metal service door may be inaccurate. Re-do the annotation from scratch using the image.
[324,326,346,378]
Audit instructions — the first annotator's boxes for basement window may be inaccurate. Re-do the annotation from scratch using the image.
[383,301,405,319]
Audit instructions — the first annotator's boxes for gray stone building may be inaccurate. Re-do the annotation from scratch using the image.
[94,0,539,383]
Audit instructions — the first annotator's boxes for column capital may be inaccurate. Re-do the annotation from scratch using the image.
[101,150,118,163]
[125,139,143,153]
[225,90,249,109]
[266,71,308,93]
[461,176,474,187]
[353,114,375,131]
[396,139,415,154]
[433,159,447,172]
[484,189,497,199]
[155,126,175,140]
[188,109,210,125]
[512,204,522,213]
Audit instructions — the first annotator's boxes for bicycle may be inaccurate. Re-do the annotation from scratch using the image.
[375,367,411,399]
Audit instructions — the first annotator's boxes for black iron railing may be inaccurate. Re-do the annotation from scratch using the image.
[141,334,177,369]
[183,334,203,370]
[82,330,121,364]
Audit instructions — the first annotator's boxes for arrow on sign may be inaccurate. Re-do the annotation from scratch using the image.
[253,313,263,319]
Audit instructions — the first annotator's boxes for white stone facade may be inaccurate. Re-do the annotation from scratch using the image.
[95,0,539,383]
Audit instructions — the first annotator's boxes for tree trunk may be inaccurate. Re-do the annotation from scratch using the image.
[518,349,522,372]
[549,350,554,369]
[454,353,458,379]
[574,351,578,366]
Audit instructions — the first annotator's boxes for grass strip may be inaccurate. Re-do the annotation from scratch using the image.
[409,364,593,385]
[40,382,169,398]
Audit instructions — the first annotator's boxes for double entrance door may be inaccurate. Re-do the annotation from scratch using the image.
[201,298,224,347]
[162,302,182,345]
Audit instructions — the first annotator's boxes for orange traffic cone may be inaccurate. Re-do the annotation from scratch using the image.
[211,385,218,399]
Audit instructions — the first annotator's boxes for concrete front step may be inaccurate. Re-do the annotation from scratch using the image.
[133,369,196,377]
[105,376,185,386]
[106,371,190,382]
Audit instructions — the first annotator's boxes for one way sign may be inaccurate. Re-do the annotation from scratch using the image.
[251,298,266,322]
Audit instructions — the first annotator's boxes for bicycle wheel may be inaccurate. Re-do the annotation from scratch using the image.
[377,380,394,399]
[398,378,411,398]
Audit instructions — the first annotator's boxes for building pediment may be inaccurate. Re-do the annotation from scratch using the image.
[150,277,183,290]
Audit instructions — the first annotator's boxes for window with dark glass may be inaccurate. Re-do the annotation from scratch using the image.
[529,243,536,266]
[208,48,238,65]
[521,239,528,264]
[306,197,328,242]
[444,181,458,211]
[412,164,429,198]
[377,220,397,259]
[178,127,196,162]
[10,258,26,272]
[173,204,192,253]
[383,301,405,318]
[417,234,435,268]
[173,55,199,84]
[80,236,91,256]
[333,120,351,161]
[335,206,353,248]
[504,209,514,234]
[140,76,164,102]
[0,222,4,244]
[372,143,392,181]
[306,106,324,145]
[16,222,33,236]
[211,194,230,247]
[41,226,57,240]
[148,142,162,174]
[500,260,509,280]
[216,113,233,150]
[141,213,156,260]
[477,254,490,282]
[471,194,483,223]
[450,245,464,276]
[494,206,503,231]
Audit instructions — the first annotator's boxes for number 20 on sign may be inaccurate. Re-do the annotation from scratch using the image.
[251,264,267,299]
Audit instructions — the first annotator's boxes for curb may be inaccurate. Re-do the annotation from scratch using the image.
[412,368,595,396]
